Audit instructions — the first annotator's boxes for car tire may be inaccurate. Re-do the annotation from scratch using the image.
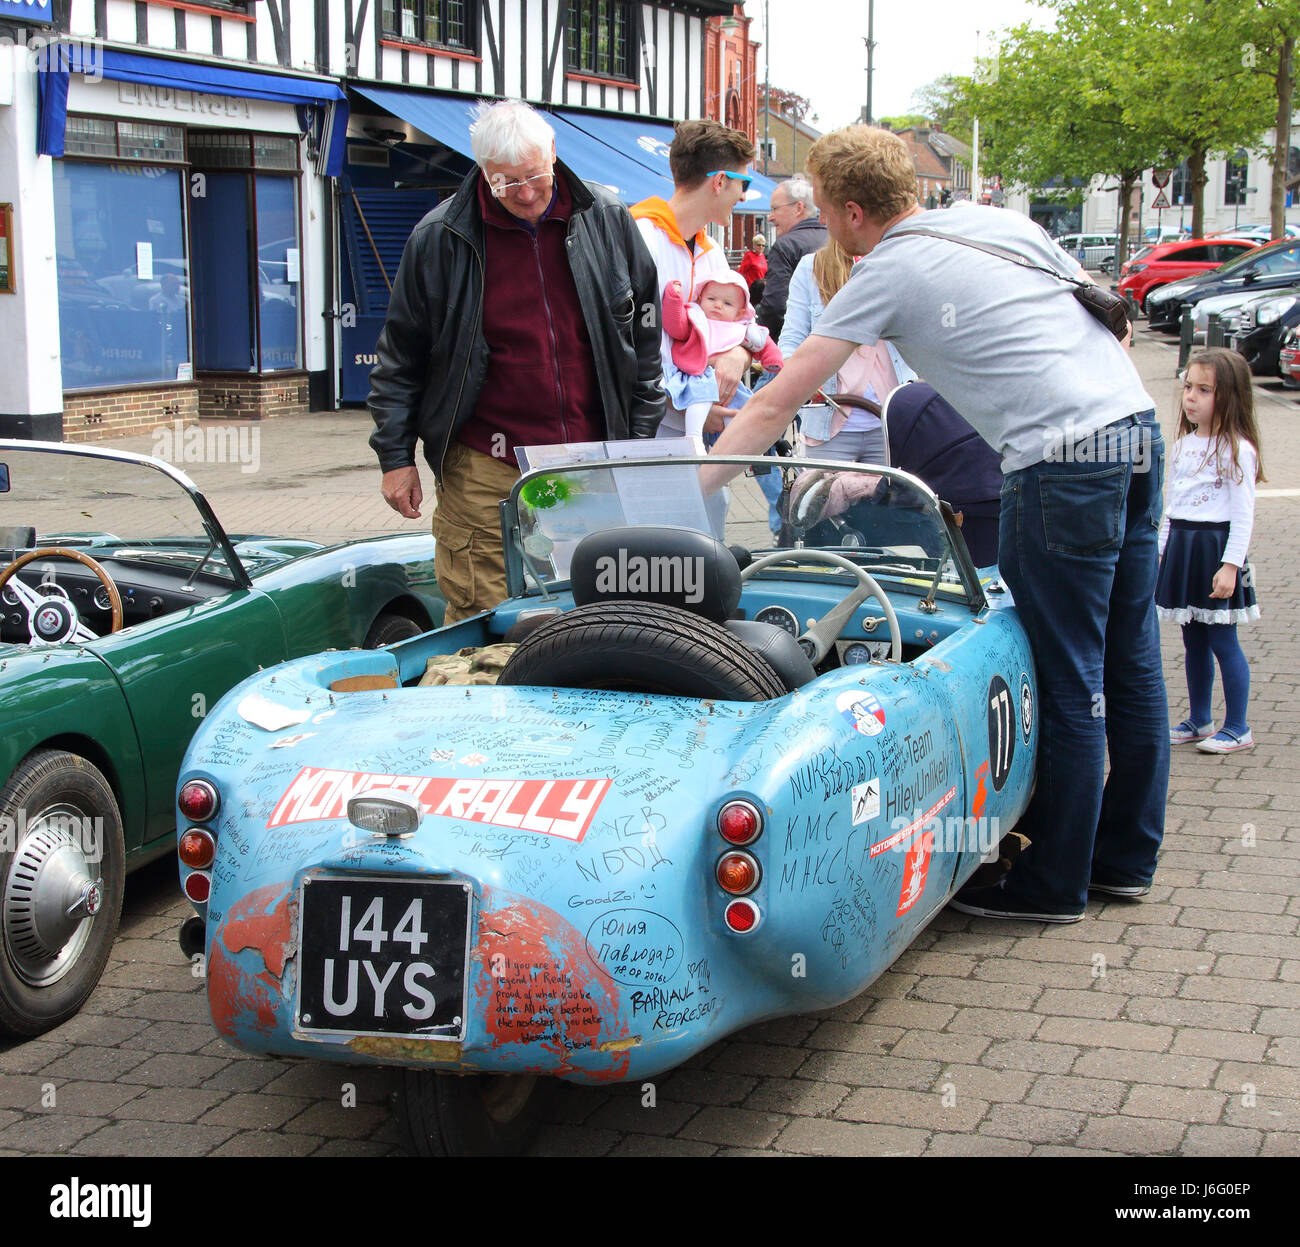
[397,1070,553,1157]
[497,602,788,701]
[363,611,424,648]
[0,750,125,1037]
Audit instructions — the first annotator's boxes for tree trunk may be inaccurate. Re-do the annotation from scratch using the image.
[1272,36,1294,238]
[1188,147,1208,238]
[1117,172,1137,264]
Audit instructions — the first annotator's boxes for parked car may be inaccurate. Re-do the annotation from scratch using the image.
[1145,236,1300,330]
[176,449,1039,1156]
[1277,323,1300,386]
[0,440,443,1037]
[1209,222,1300,244]
[1117,237,1258,313]
[1222,287,1300,375]
[1054,232,1119,270]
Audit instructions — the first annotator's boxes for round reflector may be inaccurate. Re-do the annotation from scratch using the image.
[178,828,216,870]
[724,899,759,933]
[716,851,759,895]
[183,871,211,904]
[718,799,762,845]
[178,780,219,823]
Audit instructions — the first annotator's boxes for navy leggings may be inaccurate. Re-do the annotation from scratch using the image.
[1182,622,1251,736]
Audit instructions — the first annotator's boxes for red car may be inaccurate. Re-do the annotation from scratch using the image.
[1117,237,1259,313]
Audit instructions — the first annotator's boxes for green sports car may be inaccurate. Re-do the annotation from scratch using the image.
[0,439,442,1037]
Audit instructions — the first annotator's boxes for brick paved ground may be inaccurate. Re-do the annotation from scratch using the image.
[1,327,1297,1157]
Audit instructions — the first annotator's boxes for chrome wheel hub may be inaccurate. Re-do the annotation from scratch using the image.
[4,807,102,987]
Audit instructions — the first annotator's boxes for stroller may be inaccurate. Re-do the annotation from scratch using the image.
[780,382,1003,568]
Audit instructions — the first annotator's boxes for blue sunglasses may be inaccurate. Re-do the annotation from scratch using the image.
[706,169,753,194]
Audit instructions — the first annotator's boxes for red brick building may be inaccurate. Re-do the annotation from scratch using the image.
[704,4,761,248]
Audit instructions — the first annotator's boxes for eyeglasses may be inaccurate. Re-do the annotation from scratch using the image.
[706,170,753,194]
[487,170,553,197]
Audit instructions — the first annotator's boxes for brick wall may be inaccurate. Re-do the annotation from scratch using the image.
[197,373,310,422]
[62,385,199,443]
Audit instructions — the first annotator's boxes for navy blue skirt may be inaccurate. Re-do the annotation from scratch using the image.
[1156,519,1260,625]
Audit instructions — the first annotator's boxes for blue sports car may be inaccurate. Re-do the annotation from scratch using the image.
[175,450,1036,1155]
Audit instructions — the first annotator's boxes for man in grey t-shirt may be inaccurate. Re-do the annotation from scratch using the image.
[711,125,1169,924]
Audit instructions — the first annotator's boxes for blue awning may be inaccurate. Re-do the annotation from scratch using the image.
[553,108,778,212]
[353,86,673,205]
[352,85,480,161]
[38,45,349,176]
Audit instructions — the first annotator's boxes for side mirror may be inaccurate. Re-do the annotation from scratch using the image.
[1242,269,1259,283]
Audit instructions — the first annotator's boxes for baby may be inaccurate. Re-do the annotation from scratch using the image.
[661,271,783,438]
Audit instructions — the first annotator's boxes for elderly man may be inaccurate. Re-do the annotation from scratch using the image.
[368,99,663,622]
[755,176,827,340]
[712,125,1168,925]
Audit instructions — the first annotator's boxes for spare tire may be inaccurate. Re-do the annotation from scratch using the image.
[497,602,787,701]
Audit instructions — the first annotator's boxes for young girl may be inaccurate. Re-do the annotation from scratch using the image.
[1157,348,1264,753]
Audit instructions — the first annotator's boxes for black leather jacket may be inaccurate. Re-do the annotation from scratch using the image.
[368,161,665,478]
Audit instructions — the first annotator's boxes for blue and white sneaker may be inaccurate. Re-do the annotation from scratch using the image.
[1196,728,1254,754]
[1170,719,1214,744]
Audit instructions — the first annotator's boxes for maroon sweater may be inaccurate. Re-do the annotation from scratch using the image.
[456,176,603,466]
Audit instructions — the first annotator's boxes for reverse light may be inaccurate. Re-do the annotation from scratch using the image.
[717,799,762,845]
[347,790,422,838]
[184,872,212,904]
[724,899,760,933]
[178,780,219,823]
[178,828,216,869]
[716,851,760,895]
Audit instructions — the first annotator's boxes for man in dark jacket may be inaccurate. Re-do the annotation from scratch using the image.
[755,176,827,340]
[368,99,664,622]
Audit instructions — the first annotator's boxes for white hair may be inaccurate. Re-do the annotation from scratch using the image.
[782,176,817,215]
[469,98,555,167]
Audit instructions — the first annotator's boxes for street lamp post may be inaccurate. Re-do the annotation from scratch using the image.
[865,0,875,125]
[763,0,770,175]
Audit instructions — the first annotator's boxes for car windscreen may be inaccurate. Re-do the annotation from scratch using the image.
[0,444,242,582]
[505,451,979,608]
[1215,241,1298,277]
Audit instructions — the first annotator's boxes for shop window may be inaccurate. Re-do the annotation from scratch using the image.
[567,0,632,81]
[52,161,191,390]
[381,0,477,51]
[189,133,302,374]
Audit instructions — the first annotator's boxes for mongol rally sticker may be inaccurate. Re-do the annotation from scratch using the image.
[267,768,612,842]
[837,690,886,736]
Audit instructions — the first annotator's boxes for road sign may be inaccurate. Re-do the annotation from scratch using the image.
[1152,189,1170,209]
[1152,168,1172,188]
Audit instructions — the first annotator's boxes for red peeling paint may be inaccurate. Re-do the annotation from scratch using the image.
[471,890,631,1083]
[222,884,294,978]
[207,938,277,1036]
[972,760,989,820]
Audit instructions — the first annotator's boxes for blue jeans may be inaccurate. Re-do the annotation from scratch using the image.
[997,412,1170,908]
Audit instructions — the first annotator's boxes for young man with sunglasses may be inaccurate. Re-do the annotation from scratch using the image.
[631,120,759,438]
[369,98,663,622]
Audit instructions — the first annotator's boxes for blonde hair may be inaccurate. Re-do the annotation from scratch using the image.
[806,125,917,224]
[813,240,856,306]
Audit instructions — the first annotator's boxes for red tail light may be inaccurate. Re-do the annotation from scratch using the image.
[179,828,216,870]
[184,872,212,904]
[718,799,762,845]
[178,780,219,823]
[724,899,760,933]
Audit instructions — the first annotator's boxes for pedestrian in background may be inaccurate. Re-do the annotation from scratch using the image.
[368,98,663,623]
[1159,348,1264,756]
[756,177,827,340]
[739,232,768,300]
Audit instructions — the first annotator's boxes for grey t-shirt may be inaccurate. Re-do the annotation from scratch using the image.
[812,202,1154,471]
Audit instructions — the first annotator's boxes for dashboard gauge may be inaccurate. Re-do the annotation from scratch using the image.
[754,605,799,638]
[843,642,874,665]
[93,586,113,612]
[0,584,19,607]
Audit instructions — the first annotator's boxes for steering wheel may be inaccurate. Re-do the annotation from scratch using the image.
[0,548,125,642]
[740,548,902,665]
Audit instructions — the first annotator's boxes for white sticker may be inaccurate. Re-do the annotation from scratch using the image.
[135,241,153,280]
[429,749,454,762]
[237,691,311,732]
[285,247,300,283]
[852,778,881,825]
